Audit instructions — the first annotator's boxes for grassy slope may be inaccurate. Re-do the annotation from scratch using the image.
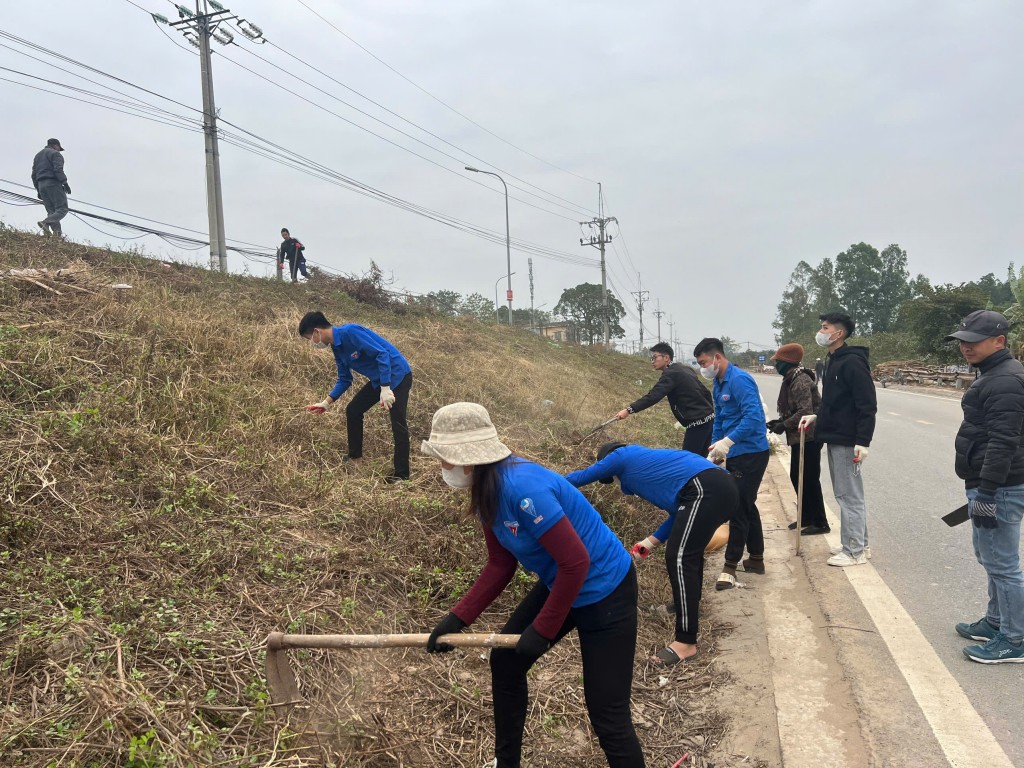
[0,226,728,768]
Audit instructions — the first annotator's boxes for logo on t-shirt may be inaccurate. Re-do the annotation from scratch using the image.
[721,394,731,402]
[504,519,520,536]
[350,351,360,359]
[520,498,543,525]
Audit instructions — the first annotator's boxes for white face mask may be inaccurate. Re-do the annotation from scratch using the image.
[442,465,473,488]
[699,361,718,380]
[310,330,329,349]
[815,330,837,347]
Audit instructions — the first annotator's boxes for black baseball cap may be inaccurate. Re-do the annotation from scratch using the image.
[47,138,64,151]
[596,442,627,483]
[945,310,1010,343]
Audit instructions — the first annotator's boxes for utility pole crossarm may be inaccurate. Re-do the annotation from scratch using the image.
[579,185,615,346]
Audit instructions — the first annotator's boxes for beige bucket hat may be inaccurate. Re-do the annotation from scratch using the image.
[421,402,512,466]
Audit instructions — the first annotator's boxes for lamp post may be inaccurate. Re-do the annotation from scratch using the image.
[466,166,512,324]
[494,272,517,324]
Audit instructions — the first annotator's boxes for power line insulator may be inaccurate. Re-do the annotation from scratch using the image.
[236,19,264,40]
[184,31,200,48]
[151,12,170,25]
[175,4,195,18]
[209,0,226,10]
[213,28,234,45]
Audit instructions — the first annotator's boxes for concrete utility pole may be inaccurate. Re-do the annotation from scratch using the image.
[631,275,650,352]
[579,183,616,347]
[528,257,535,331]
[653,299,665,343]
[169,2,263,273]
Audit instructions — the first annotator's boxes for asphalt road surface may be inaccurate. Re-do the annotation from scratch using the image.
[753,371,1023,766]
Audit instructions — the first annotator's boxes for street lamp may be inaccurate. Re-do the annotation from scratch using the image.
[494,272,517,324]
[466,166,512,324]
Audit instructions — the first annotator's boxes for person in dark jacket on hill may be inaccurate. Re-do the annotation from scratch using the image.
[946,310,1024,664]
[278,228,309,283]
[566,442,736,667]
[615,342,715,455]
[299,311,412,482]
[799,312,877,567]
[31,138,70,237]
[767,343,828,534]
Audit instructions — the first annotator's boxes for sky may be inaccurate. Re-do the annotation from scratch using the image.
[2,0,1022,357]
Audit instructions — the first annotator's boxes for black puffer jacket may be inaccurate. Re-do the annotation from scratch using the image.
[628,361,713,427]
[815,345,876,447]
[954,348,1024,492]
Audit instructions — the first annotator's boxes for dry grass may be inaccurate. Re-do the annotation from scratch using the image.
[1,224,744,767]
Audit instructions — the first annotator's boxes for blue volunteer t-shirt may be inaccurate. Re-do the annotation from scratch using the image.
[711,363,769,457]
[329,324,412,400]
[565,445,726,542]
[491,459,631,608]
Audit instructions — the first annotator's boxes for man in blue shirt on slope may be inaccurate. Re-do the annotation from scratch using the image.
[299,311,413,482]
[694,337,770,589]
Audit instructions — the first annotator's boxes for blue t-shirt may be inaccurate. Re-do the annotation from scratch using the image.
[711,363,769,457]
[565,445,726,542]
[491,459,631,608]
[329,324,412,400]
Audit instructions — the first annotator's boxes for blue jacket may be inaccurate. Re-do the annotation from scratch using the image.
[493,460,632,607]
[328,324,411,400]
[711,363,769,457]
[565,445,726,542]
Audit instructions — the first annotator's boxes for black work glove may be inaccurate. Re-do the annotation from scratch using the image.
[62,182,71,195]
[970,492,998,529]
[766,419,785,434]
[515,624,553,658]
[427,612,467,653]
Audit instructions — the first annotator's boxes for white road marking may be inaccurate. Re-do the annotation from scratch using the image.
[877,387,963,404]
[888,411,901,416]
[780,449,1013,768]
[916,419,934,425]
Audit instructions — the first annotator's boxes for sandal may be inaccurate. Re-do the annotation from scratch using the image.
[650,645,698,667]
[716,572,736,591]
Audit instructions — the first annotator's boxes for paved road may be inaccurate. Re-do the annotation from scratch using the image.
[753,372,1024,766]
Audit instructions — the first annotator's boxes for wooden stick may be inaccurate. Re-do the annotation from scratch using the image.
[795,428,805,556]
[266,631,520,650]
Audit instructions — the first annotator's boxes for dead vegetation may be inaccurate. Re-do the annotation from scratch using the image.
[1,224,742,767]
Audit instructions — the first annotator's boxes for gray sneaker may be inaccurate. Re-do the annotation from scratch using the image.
[956,617,999,642]
[831,545,871,559]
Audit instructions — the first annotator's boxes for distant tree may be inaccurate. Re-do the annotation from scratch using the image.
[427,289,462,317]
[836,243,883,334]
[459,292,494,322]
[873,244,912,334]
[975,272,1015,309]
[719,336,741,358]
[809,257,841,315]
[1003,263,1024,357]
[900,283,988,362]
[553,283,626,345]
[772,261,817,343]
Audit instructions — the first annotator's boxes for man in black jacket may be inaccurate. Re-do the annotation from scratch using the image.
[278,228,309,283]
[31,138,70,236]
[616,343,715,455]
[799,312,876,567]
[947,310,1024,664]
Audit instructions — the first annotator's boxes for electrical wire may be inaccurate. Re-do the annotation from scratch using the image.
[292,0,598,185]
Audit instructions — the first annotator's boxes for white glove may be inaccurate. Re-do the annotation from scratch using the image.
[798,414,817,431]
[306,399,331,414]
[708,437,734,465]
[854,445,869,464]
[379,385,396,410]
[630,536,660,559]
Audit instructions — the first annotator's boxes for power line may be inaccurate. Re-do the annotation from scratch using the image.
[292,0,597,185]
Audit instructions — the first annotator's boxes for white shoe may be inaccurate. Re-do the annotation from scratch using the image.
[827,551,868,567]
[830,545,871,559]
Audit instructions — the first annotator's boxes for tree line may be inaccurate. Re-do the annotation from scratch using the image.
[773,243,1024,364]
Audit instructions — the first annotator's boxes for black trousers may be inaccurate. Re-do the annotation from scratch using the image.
[666,469,738,644]
[345,372,412,479]
[723,449,770,565]
[682,418,714,456]
[287,256,309,281]
[789,439,827,528]
[490,566,644,768]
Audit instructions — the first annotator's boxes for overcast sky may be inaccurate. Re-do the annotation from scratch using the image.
[3,0,1022,355]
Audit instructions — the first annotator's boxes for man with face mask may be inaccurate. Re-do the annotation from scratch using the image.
[298,310,413,482]
[798,312,877,566]
[693,337,770,589]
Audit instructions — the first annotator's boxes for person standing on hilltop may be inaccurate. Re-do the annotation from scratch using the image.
[299,311,412,482]
[278,228,309,283]
[31,138,70,237]
[614,342,715,455]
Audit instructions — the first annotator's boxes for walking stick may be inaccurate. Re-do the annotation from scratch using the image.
[795,428,806,555]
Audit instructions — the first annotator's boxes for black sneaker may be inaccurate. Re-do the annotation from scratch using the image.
[801,525,831,536]
[742,557,765,574]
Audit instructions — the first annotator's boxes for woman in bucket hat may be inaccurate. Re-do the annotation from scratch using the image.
[422,402,645,768]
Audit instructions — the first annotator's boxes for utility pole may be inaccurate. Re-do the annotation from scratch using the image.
[653,299,665,343]
[528,258,535,332]
[631,274,650,352]
[668,316,675,351]
[169,3,263,273]
[579,184,616,347]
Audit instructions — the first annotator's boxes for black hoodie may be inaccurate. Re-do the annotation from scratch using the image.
[815,344,877,447]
